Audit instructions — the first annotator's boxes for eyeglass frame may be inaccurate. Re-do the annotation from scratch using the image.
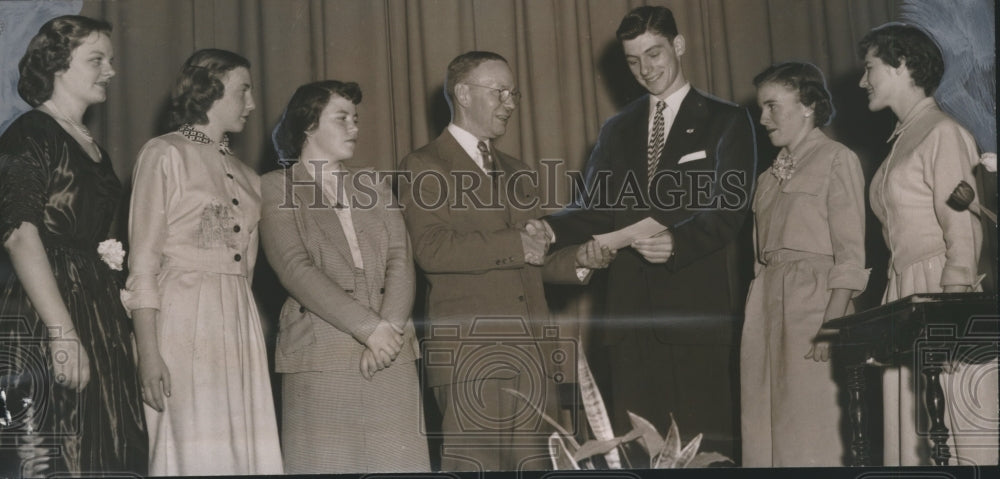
[462,82,522,104]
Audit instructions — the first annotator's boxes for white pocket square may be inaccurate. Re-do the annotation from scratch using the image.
[678,150,707,164]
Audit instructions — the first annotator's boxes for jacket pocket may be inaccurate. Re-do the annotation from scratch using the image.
[277,298,315,356]
[781,173,824,196]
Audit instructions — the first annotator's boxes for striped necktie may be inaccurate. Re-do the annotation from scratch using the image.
[477,140,497,173]
[648,100,667,187]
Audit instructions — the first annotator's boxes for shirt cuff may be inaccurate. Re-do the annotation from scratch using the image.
[941,264,976,287]
[827,263,871,295]
[119,287,160,317]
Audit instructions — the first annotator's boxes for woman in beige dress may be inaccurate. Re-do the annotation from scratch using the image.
[859,23,998,466]
[260,80,428,473]
[740,62,869,467]
[122,49,282,475]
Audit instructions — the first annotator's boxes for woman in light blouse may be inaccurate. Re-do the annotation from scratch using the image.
[859,23,997,466]
[260,80,428,473]
[740,62,868,467]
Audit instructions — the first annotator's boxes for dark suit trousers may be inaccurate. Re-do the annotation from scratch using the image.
[432,376,556,471]
[589,324,739,462]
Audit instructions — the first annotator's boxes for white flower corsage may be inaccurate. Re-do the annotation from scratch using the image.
[980,152,996,173]
[770,152,795,181]
[97,239,125,271]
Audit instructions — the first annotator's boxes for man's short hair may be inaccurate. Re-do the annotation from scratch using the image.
[444,51,508,114]
[616,5,679,42]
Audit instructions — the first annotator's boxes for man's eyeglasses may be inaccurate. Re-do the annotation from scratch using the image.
[464,83,521,104]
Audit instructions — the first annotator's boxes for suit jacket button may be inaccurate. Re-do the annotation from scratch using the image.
[518,295,525,301]
[234,254,242,261]
[345,289,354,294]
[496,259,502,265]
[380,287,385,294]
[299,306,306,313]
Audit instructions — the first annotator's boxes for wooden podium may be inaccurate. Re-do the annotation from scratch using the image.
[825,293,998,466]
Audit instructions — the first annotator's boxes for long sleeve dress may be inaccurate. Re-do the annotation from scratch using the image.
[871,97,998,466]
[122,127,282,475]
[740,128,869,467]
[0,110,147,476]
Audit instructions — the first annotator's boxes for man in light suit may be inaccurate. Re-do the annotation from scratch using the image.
[399,51,611,471]
[544,6,757,461]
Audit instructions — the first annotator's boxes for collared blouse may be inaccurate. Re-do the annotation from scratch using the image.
[122,127,261,312]
[870,97,982,286]
[753,127,870,292]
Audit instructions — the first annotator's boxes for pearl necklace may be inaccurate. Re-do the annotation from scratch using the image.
[42,100,94,144]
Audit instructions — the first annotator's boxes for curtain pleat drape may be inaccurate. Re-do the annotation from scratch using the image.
[81,0,898,178]
[76,0,899,339]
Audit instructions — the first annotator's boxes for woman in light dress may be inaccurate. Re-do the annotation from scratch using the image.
[740,62,868,467]
[260,80,429,473]
[122,49,282,475]
[859,23,998,466]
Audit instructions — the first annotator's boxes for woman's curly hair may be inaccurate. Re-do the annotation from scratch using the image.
[859,23,944,96]
[17,15,112,107]
[272,80,362,163]
[165,49,250,130]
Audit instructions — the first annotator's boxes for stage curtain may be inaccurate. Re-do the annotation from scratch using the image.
[78,0,899,340]
[79,0,897,181]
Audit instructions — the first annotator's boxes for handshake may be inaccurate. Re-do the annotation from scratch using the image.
[519,219,616,269]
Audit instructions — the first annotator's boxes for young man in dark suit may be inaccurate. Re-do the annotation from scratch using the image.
[544,5,758,461]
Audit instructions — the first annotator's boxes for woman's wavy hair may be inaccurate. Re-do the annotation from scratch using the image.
[272,80,362,163]
[17,15,113,107]
[858,23,944,96]
[165,49,250,130]
[754,62,835,127]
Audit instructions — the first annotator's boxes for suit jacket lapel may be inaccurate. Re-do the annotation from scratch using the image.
[290,161,355,267]
[344,169,385,278]
[438,130,485,178]
[661,89,708,166]
[437,131,510,224]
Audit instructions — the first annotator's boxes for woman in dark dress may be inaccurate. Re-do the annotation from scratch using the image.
[0,15,146,476]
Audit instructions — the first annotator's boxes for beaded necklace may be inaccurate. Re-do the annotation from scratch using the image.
[42,100,94,144]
